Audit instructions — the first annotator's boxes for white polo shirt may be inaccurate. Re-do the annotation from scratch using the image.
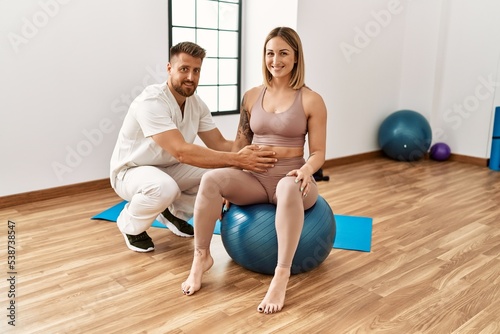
[110,81,216,187]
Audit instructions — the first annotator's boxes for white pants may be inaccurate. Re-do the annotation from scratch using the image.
[112,164,208,235]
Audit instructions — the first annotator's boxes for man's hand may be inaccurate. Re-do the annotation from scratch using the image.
[237,145,277,172]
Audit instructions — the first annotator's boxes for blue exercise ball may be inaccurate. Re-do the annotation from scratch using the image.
[378,109,432,161]
[220,196,336,275]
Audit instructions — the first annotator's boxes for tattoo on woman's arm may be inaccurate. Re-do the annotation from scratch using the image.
[237,101,253,144]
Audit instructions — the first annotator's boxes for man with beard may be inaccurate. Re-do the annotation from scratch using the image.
[110,42,277,252]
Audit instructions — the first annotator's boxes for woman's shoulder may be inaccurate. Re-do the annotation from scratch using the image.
[301,86,325,104]
[245,85,264,98]
[242,85,265,111]
[299,86,327,118]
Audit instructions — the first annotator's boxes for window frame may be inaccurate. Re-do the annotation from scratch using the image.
[168,0,242,116]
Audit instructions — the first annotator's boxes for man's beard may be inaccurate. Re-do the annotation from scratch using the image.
[172,80,196,97]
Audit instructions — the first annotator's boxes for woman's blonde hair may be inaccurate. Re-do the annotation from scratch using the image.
[262,27,305,89]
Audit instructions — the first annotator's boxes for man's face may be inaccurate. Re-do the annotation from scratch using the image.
[167,53,203,98]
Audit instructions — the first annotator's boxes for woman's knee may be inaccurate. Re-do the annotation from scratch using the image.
[200,171,218,193]
[275,177,303,203]
[276,177,318,209]
[276,176,301,195]
[200,169,238,193]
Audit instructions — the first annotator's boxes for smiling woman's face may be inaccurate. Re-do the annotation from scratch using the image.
[265,36,296,80]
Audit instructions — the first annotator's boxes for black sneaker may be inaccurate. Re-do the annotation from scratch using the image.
[123,231,154,252]
[158,208,194,237]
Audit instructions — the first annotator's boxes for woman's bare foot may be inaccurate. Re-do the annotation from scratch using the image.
[257,266,290,314]
[182,248,214,296]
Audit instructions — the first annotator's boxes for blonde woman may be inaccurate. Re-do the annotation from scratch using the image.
[182,27,327,314]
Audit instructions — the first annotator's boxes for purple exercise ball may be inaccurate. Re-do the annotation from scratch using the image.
[430,142,451,161]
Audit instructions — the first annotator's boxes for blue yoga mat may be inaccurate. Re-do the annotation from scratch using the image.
[92,201,372,252]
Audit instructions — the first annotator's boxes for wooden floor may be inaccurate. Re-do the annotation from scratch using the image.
[1,158,499,333]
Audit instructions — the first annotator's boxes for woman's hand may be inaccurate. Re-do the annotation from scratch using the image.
[220,198,231,219]
[287,169,313,197]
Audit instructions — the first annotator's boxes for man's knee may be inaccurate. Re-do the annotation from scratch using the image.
[143,181,181,206]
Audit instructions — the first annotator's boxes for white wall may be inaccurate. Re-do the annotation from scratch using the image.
[297,0,407,158]
[398,0,445,121]
[297,0,500,160]
[0,0,298,196]
[1,0,170,196]
[2,0,500,197]
[399,0,500,158]
[430,0,500,158]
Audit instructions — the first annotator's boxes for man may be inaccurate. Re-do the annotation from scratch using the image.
[110,41,276,252]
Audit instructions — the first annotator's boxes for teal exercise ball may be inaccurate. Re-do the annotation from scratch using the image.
[378,109,432,161]
[220,196,336,275]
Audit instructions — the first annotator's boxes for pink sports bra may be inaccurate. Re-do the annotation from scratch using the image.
[250,87,307,147]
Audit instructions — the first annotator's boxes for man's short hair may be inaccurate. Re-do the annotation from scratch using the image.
[170,41,206,61]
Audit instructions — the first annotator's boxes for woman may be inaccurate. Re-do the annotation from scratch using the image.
[181,27,327,314]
